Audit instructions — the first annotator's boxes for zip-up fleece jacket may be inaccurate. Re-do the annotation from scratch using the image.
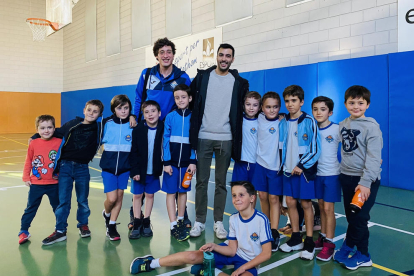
[31,117,103,174]
[189,66,249,162]
[130,120,164,184]
[134,64,191,121]
[279,112,321,181]
[339,116,382,188]
[163,109,197,168]
[99,115,133,176]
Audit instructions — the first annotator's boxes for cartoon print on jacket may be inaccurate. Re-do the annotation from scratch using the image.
[31,155,48,180]
[48,150,57,169]
[341,127,361,152]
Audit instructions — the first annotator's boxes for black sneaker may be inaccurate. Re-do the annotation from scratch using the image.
[171,225,180,240]
[184,207,192,228]
[130,255,154,274]
[300,237,316,260]
[271,229,280,252]
[42,231,67,245]
[79,225,91,238]
[178,220,190,240]
[107,223,121,241]
[280,233,304,252]
[129,218,142,239]
[128,209,144,230]
[141,217,153,237]
[103,210,110,228]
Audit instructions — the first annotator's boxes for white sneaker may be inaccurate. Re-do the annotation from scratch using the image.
[214,221,228,239]
[190,221,205,237]
[300,248,315,260]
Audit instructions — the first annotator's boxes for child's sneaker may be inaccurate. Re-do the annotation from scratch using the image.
[79,225,91,238]
[129,218,142,239]
[316,241,335,261]
[280,234,303,252]
[271,229,280,252]
[314,233,325,250]
[213,221,228,239]
[42,231,67,245]
[130,255,154,274]
[141,217,153,237]
[299,237,315,260]
[342,251,372,270]
[177,219,190,241]
[190,264,204,276]
[102,210,110,228]
[107,224,121,241]
[18,231,31,245]
[190,221,205,237]
[333,239,354,264]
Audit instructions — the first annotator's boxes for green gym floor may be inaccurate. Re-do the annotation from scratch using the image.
[1,133,414,276]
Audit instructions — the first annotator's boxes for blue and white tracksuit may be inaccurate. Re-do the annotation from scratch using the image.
[134,65,191,121]
[279,112,321,181]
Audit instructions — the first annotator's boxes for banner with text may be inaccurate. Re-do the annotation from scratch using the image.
[145,28,223,79]
[398,0,414,52]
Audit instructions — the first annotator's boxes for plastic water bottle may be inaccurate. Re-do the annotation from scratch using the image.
[181,171,192,189]
[203,251,215,276]
[350,190,365,213]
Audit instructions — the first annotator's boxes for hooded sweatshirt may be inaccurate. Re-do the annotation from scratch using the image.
[339,116,383,188]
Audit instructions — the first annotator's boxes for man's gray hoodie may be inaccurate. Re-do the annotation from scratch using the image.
[339,116,383,188]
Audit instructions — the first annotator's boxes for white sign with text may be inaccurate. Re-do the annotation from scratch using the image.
[145,28,223,79]
[398,0,414,52]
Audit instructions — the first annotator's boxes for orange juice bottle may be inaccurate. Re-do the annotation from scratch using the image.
[350,190,365,213]
[182,171,192,189]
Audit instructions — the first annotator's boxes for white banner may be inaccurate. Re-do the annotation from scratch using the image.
[145,28,223,79]
[398,0,414,52]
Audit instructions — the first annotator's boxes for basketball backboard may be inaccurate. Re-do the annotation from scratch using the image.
[46,0,72,36]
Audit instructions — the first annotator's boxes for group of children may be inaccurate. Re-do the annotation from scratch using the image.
[18,82,382,275]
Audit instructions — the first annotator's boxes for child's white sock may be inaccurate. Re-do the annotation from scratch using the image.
[320,233,326,237]
[105,212,110,217]
[109,220,116,225]
[215,268,223,276]
[170,221,177,230]
[326,237,333,242]
[177,216,184,221]
[150,258,160,269]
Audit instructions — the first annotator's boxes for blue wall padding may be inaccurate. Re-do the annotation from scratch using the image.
[61,85,136,123]
[240,70,265,95]
[61,51,414,190]
[388,51,414,190]
[318,55,389,187]
[264,64,318,115]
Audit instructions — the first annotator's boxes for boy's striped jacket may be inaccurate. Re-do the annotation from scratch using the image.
[163,108,197,168]
[279,112,321,180]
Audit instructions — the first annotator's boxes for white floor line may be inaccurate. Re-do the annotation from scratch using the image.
[0,155,27,160]
[369,222,414,236]
[156,267,190,276]
[0,185,26,190]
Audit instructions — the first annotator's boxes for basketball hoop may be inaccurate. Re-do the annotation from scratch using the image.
[26,18,59,41]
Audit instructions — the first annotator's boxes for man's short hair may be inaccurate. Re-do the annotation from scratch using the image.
[35,115,55,129]
[141,100,161,112]
[344,85,371,104]
[283,85,304,101]
[173,84,191,97]
[217,43,235,57]
[153,37,176,56]
[230,181,256,196]
[244,91,261,104]
[85,99,104,115]
[110,94,132,114]
[262,91,281,106]
[312,96,334,112]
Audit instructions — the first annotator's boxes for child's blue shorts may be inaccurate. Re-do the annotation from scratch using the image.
[214,244,257,276]
[231,161,256,183]
[162,166,191,194]
[102,171,129,193]
[252,163,283,195]
[315,175,341,203]
[131,174,160,195]
[283,173,315,199]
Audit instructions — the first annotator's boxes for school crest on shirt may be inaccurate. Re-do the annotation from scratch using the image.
[325,135,334,143]
[250,232,259,242]
[341,127,361,152]
[170,81,178,89]
[302,134,308,141]
[250,127,257,134]
[269,127,276,134]
[125,134,132,142]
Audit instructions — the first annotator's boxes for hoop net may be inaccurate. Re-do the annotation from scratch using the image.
[26,18,59,41]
